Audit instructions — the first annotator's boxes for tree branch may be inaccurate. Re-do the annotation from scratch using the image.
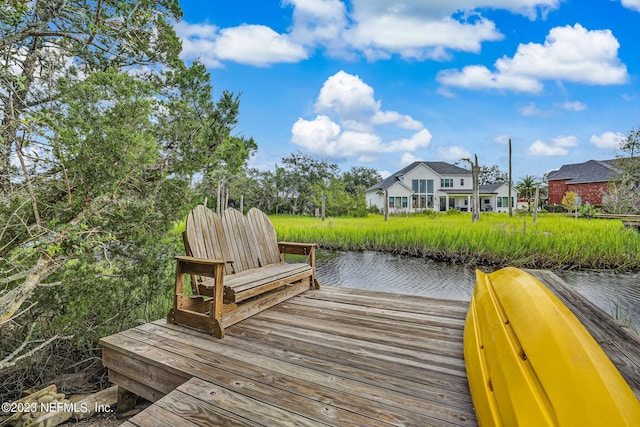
[0,321,73,370]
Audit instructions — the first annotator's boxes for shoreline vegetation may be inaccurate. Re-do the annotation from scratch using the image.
[271,212,640,272]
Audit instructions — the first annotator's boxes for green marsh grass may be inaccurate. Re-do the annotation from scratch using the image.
[271,212,640,271]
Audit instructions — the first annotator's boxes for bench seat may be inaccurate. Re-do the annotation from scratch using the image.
[168,206,319,338]
[198,262,313,303]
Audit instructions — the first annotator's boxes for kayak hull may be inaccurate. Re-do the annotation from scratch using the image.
[464,267,640,426]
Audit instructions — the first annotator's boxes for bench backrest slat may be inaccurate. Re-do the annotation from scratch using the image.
[247,207,281,266]
[185,205,281,274]
[185,205,236,274]
[220,208,261,272]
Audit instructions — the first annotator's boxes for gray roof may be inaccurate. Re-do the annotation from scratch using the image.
[442,182,508,195]
[479,182,506,193]
[366,161,471,192]
[546,159,621,184]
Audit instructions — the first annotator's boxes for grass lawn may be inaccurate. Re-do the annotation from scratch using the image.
[271,212,640,271]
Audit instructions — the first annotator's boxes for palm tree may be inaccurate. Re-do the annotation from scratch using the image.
[516,175,540,210]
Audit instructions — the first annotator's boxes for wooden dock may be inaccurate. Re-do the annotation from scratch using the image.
[102,286,476,426]
[100,271,640,426]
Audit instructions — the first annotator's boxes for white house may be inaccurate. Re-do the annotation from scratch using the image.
[365,161,516,213]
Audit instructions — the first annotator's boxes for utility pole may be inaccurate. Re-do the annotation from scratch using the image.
[508,138,513,217]
[462,156,480,222]
[472,154,480,222]
[384,190,389,221]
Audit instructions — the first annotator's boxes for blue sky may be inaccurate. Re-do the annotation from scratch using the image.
[175,0,640,180]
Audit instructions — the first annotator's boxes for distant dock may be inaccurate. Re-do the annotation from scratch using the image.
[100,271,640,426]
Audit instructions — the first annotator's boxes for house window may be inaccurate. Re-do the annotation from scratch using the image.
[441,178,453,188]
[389,196,407,209]
[461,179,464,186]
[497,197,514,208]
[412,179,427,193]
[411,179,434,209]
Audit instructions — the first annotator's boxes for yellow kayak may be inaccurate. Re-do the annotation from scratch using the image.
[464,267,640,426]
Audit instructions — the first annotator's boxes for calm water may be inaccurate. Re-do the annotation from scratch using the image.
[315,250,640,330]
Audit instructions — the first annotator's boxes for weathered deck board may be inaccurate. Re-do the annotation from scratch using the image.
[103,286,476,426]
[104,274,640,426]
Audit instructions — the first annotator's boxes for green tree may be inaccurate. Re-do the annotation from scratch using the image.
[342,166,381,195]
[0,1,255,396]
[562,191,578,217]
[477,164,509,185]
[280,152,339,214]
[516,175,546,210]
[605,128,640,213]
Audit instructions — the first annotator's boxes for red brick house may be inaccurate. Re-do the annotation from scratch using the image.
[546,159,620,206]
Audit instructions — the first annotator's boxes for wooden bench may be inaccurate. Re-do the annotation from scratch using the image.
[167,206,319,338]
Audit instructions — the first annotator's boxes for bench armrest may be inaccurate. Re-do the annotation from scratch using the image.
[175,256,227,277]
[277,242,319,289]
[277,242,316,256]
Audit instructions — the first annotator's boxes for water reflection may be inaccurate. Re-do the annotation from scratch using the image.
[315,250,640,330]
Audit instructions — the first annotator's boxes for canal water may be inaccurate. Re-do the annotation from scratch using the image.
[315,250,640,330]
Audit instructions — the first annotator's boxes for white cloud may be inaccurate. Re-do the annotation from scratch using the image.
[438,24,628,93]
[437,64,542,93]
[520,102,540,116]
[174,21,308,67]
[345,14,503,61]
[372,110,424,130]
[438,145,472,161]
[562,101,587,111]
[291,71,430,160]
[315,71,379,125]
[590,131,625,149]
[621,0,640,12]
[527,135,579,156]
[216,25,309,66]
[495,134,512,144]
[286,0,347,47]
[379,169,392,179]
[400,152,421,166]
[176,0,563,67]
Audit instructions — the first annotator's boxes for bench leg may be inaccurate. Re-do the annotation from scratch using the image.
[211,264,225,338]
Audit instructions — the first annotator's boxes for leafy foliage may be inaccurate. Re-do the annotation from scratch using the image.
[561,191,578,214]
[0,1,254,397]
[605,128,640,214]
[478,164,508,185]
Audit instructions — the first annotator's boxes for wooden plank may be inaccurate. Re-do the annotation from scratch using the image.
[103,345,189,400]
[176,377,330,427]
[106,330,410,426]
[126,322,470,425]
[154,388,263,427]
[223,263,310,293]
[223,279,310,327]
[229,269,311,302]
[205,209,234,275]
[234,317,467,379]
[252,306,463,357]
[157,318,473,403]
[301,286,469,317]
[107,370,167,403]
[247,207,281,265]
[281,294,466,331]
[125,400,201,427]
[221,208,260,272]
